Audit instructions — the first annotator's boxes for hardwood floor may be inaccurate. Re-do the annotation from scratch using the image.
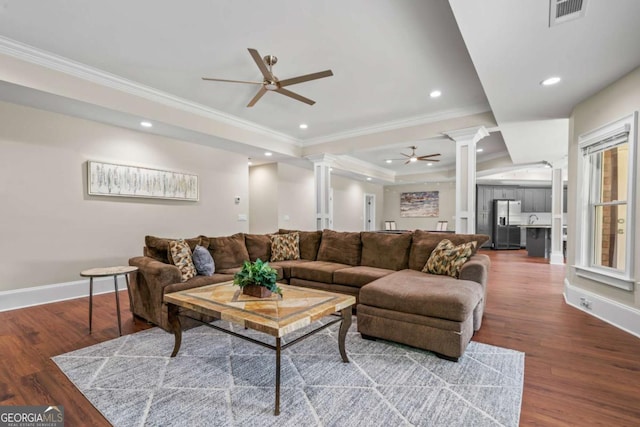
[1,250,639,426]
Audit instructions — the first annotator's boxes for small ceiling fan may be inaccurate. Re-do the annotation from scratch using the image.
[202,48,333,107]
[392,146,441,165]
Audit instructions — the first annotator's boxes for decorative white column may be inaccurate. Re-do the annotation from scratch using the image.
[306,154,333,230]
[549,164,565,265]
[445,127,489,234]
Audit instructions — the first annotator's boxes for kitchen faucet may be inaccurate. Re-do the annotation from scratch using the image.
[528,214,539,225]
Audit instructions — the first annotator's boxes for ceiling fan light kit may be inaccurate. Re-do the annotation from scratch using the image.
[202,48,333,107]
[392,146,442,165]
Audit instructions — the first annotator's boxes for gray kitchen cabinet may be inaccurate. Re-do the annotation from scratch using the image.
[544,188,553,212]
[477,185,493,211]
[523,188,536,212]
[492,186,516,200]
[476,210,492,247]
[563,187,567,213]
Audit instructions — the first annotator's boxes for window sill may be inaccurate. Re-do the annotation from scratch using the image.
[574,266,635,291]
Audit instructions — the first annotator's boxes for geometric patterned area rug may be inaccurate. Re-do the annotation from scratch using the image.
[53,317,524,427]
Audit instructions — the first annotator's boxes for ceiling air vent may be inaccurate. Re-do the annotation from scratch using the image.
[549,0,588,27]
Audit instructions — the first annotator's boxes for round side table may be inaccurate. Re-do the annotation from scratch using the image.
[80,266,138,336]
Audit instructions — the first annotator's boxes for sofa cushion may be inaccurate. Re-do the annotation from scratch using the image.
[192,245,215,276]
[316,230,362,266]
[408,230,489,271]
[279,229,322,260]
[270,232,300,262]
[245,234,271,262]
[269,259,312,280]
[145,235,202,264]
[359,269,483,322]
[164,273,234,294]
[360,232,412,271]
[333,266,394,288]
[207,233,250,270]
[424,239,476,278]
[168,239,197,282]
[290,261,351,284]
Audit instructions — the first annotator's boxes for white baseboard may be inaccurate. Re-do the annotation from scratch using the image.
[0,277,123,312]
[564,279,640,339]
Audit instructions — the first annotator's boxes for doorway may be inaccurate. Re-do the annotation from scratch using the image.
[364,194,376,231]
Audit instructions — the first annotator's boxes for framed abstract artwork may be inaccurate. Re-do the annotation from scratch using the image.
[87,161,199,201]
[400,191,439,217]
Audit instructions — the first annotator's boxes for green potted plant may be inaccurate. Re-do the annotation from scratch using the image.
[233,258,282,298]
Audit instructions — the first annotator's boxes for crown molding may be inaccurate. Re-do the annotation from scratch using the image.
[305,154,396,182]
[0,36,301,147]
[302,103,491,146]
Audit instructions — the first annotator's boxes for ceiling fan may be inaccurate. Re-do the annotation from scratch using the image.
[393,146,441,165]
[202,48,333,107]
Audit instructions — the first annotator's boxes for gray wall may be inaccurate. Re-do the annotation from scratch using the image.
[383,182,456,231]
[331,174,385,231]
[0,101,249,291]
[568,66,640,309]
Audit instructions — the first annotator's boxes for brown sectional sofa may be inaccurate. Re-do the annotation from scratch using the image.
[128,229,490,361]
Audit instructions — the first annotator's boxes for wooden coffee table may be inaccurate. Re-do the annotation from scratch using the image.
[164,282,356,415]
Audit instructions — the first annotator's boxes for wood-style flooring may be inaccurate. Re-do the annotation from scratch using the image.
[1,249,639,426]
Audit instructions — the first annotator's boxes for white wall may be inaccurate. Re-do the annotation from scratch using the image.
[248,163,279,234]
[0,101,249,292]
[383,182,456,231]
[331,175,384,231]
[277,163,315,231]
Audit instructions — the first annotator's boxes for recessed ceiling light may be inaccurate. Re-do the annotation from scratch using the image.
[476,148,484,152]
[140,121,152,128]
[386,159,392,164]
[248,161,253,166]
[541,76,561,86]
[329,168,333,172]
[410,157,418,162]
[299,123,308,129]
[366,177,372,181]
[264,152,273,157]
[427,163,433,166]
[429,90,442,98]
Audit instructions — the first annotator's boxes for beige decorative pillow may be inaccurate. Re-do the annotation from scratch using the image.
[270,232,300,262]
[423,239,477,278]
[168,239,197,282]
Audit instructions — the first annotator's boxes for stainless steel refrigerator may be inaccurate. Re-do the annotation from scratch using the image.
[493,200,522,249]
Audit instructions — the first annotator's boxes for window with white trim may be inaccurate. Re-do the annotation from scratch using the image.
[576,113,637,290]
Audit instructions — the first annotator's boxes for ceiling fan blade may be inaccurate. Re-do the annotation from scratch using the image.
[400,153,411,158]
[275,88,315,105]
[202,77,262,85]
[416,153,441,160]
[278,70,334,87]
[247,87,267,107]
[419,158,440,162]
[404,159,411,165]
[248,48,274,80]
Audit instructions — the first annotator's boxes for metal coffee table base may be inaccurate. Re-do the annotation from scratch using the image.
[167,305,352,416]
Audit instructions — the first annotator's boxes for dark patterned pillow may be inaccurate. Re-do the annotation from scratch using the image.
[423,239,477,278]
[192,244,215,276]
[168,239,197,282]
[270,232,300,262]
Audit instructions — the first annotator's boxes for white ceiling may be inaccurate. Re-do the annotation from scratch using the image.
[1,0,639,182]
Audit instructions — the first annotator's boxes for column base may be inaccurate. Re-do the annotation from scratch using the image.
[550,251,565,265]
